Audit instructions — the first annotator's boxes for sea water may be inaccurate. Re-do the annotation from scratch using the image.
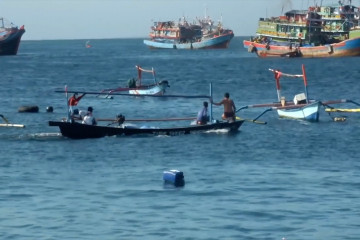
[0,37,360,239]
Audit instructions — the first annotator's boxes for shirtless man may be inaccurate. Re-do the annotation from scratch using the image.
[211,92,236,122]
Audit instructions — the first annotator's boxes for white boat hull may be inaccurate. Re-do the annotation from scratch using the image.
[128,85,165,95]
[277,102,321,121]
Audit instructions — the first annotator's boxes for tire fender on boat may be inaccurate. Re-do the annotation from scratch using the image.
[266,42,270,50]
[18,105,39,113]
[248,44,257,53]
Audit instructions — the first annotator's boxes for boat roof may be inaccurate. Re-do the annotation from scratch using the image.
[285,10,308,16]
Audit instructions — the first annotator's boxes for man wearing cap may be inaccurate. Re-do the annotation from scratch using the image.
[82,106,97,125]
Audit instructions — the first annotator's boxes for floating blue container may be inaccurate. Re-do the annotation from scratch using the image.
[163,170,185,187]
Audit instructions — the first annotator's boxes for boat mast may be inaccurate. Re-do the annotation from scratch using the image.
[302,64,309,103]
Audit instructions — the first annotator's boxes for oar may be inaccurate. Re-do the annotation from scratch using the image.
[0,114,9,124]
[0,114,25,128]
[236,102,291,113]
[236,108,272,124]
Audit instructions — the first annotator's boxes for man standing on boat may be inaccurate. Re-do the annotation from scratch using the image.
[211,92,236,122]
[68,93,86,114]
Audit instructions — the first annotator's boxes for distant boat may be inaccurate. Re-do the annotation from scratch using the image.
[98,65,170,97]
[85,40,92,48]
[144,15,234,49]
[243,1,360,58]
[0,17,25,56]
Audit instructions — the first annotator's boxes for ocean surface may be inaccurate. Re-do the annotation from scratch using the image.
[1,37,360,240]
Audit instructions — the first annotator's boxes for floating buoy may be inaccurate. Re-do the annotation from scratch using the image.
[334,117,346,122]
[18,105,39,113]
[163,170,185,187]
[46,106,54,112]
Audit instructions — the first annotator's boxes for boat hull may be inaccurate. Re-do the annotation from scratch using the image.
[276,102,321,121]
[101,80,169,96]
[244,37,360,58]
[0,26,25,56]
[128,84,166,95]
[49,120,244,139]
[144,33,234,49]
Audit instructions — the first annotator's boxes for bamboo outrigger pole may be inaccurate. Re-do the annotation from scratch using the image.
[55,90,211,99]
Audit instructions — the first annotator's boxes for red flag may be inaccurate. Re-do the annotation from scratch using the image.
[274,70,282,90]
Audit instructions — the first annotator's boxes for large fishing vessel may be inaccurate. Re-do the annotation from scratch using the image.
[144,15,234,49]
[0,17,25,56]
[243,1,360,58]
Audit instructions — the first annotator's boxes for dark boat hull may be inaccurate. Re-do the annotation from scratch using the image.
[0,26,25,56]
[49,120,244,139]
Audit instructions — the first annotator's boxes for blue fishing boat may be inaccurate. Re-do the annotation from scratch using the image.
[144,16,234,49]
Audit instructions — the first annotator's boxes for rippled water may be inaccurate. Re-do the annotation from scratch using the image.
[0,37,360,239]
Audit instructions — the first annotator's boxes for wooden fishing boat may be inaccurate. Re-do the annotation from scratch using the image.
[144,15,234,49]
[0,17,25,55]
[276,101,321,121]
[48,120,243,139]
[243,1,360,58]
[269,65,321,121]
[99,66,170,97]
[50,83,248,139]
[237,65,321,122]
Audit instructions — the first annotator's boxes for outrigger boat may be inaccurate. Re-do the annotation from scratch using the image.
[49,84,246,139]
[237,64,360,122]
[98,66,170,98]
[238,64,321,122]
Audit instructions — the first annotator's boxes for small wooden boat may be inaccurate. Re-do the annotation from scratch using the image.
[49,120,243,139]
[99,65,169,97]
[276,101,321,121]
[238,64,321,122]
[269,65,322,121]
[50,83,249,139]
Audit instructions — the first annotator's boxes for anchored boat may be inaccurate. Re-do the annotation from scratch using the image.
[237,65,321,122]
[99,65,170,97]
[0,17,25,56]
[243,1,360,58]
[144,15,234,49]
